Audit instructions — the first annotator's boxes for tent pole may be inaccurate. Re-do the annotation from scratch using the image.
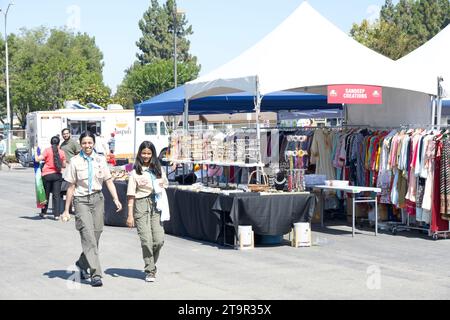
[133,111,137,161]
[183,99,189,133]
[431,97,436,126]
[343,103,347,125]
[255,76,262,180]
[437,76,444,129]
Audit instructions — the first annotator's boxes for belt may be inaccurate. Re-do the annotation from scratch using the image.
[137,192,156,200]
[75,191,102,198]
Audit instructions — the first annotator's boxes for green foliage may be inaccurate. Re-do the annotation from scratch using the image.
[116,0,201,108]
[0,27,110,127]
[350,0,450,60]
[136,0,198,66]
[115,59,199,108]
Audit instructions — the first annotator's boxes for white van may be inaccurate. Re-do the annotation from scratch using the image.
[26,109,169,162]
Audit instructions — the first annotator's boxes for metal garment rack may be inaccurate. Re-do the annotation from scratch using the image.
[313,124,450,240]
[376,126,449,239]
[389,210,450,241]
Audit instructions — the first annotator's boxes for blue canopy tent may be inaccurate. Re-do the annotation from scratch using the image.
[443,99,450,108]
[135,85,342,116]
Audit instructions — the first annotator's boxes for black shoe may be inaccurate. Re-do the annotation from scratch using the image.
[75,261,90,280]
[91,276,103,287]
[39,208,47,218]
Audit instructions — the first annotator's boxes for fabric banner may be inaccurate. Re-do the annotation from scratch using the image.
[328,85,382,104]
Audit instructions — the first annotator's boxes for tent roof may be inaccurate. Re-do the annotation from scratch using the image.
[397,25,450,98]
[185,1,434,100]
[443,99,450,108]
[135,85,341,116]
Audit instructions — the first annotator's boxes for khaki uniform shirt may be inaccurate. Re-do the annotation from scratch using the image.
[127,168,169,199]
[64,153,112,197]
[61,138,81,161]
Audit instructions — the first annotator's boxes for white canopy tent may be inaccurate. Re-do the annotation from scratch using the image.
[396,25,450,126]
[184,1,436,130]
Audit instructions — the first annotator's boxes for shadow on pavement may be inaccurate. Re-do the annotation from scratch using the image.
[19,215,46,221]
[43,270,90,284]
[105,268,144,280]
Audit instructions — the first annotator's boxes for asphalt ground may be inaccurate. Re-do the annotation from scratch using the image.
[1,166,450,300]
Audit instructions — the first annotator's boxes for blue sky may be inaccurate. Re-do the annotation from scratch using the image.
[2,0,393,93]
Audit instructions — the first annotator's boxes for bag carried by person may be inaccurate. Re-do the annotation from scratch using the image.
[33,147,47,208]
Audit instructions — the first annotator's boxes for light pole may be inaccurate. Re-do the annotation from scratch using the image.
[173,2,184,129]
[173,2,177,89]
[1,3,13,155]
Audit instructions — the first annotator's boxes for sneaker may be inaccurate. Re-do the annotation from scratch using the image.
[54,216,60,221]
[75,261,90,280]
[91,276,103,287]
[145,271,156,282]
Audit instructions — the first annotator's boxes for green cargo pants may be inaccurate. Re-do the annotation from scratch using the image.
[73,192,104,278]
[134,196,165,274]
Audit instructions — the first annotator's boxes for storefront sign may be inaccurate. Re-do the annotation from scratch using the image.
[327,85,383,104]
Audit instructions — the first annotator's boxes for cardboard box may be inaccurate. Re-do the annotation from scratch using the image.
[378,203,389,221]
[311,191,321,224]
[346,198,369,222]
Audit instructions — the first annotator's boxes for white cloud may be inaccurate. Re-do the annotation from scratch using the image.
[66,5,81,31]
[366,4,381,23]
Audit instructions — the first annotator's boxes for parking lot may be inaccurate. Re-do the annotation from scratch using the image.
[1,167,450,300]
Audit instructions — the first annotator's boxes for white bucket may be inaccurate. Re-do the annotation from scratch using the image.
[238,225,253,247]
[294,222,311,247]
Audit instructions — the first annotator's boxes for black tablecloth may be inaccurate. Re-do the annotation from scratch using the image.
[103,181,129,227]
[163,188,222,243]
[103,182,316,244]
[212,193,316,236]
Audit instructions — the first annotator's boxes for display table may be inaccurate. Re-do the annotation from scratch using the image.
[313,185,381,237]
[104,181,316,247]
[212,191,315,246]
[163,188,224,243]
[102,181,129,227]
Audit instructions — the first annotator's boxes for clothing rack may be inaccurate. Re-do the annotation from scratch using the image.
[363,127,449,240]
[302,125,450,240]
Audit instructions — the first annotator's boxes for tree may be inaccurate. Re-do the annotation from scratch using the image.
[116,0,201,107]
[0,27,111,128]
[115,59,199,108]
[351,0,450,60]
[350,19,417,60]
[136,0,198,66]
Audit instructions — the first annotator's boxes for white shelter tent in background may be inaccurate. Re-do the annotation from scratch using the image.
[184,1,437,130]
[396,25,450,126]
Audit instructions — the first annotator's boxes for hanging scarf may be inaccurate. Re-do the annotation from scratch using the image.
[144,168,162,203]
[80,150,94,194]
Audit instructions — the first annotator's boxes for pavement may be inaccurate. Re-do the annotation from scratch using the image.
[1,166,450,300]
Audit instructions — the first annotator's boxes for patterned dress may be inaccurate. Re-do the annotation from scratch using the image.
[441,136,450,219]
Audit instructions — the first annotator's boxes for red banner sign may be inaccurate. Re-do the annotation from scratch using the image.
[327,85,383,104]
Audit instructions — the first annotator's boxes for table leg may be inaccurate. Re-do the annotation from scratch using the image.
[352,195,355,238]
[201,165,204,184]
[375,196,378,236]
[320,189,324,228]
